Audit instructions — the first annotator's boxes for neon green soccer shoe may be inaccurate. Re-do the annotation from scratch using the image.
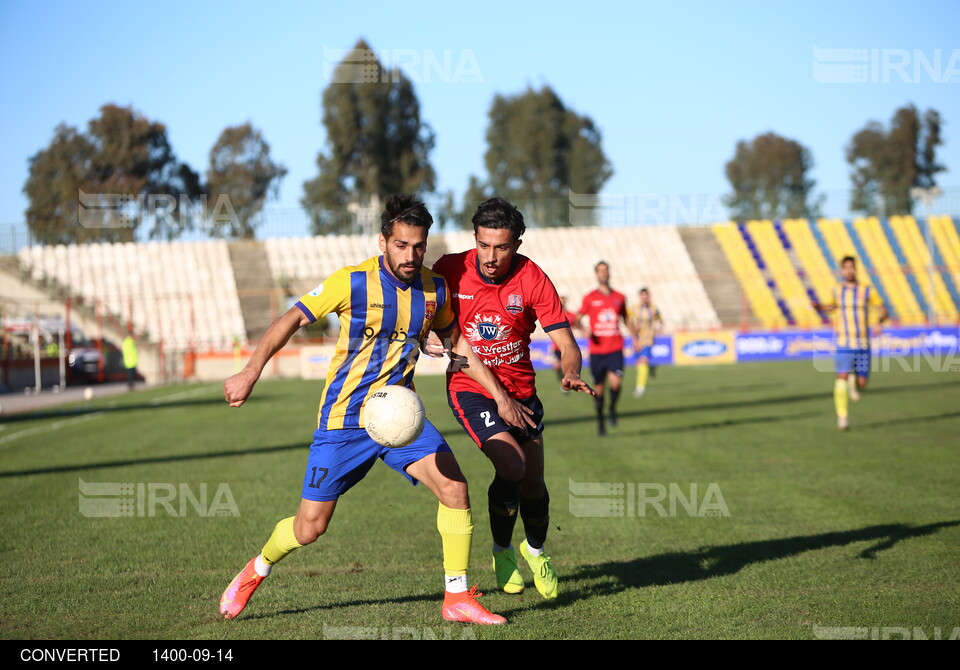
[520,540,558,599]
[492,547,525,594]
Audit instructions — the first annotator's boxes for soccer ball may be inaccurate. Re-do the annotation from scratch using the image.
[363,385,426,448]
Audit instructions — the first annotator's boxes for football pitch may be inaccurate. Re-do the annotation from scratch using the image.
[2,360,958,640]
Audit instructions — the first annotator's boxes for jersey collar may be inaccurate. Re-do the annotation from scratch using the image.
[473,252,520,285]
[379,255,421,291]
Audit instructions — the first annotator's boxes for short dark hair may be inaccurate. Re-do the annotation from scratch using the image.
[380,194,433,238]
[595,260,609,272]
[471,197,525,241]
[639,287,649,294]
[840,255,856,266]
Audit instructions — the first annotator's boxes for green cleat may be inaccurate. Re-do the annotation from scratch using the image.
[492,547,525,594]
[520,540,558,599]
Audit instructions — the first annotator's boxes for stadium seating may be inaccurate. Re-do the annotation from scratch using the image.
[852,217,923,324]
[888,215,957,321]
[713,222,787,329]
[17,240,245,351]
[15,217,958,353]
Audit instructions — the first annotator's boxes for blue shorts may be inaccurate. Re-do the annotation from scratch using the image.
[589,351,625,384]
[448,390,545,448]
[300,422,452,502]
[836,349,871,378]
[636,345,652,359]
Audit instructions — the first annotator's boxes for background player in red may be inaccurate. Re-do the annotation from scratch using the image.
[433,197,594,600]
[577,261,629,436]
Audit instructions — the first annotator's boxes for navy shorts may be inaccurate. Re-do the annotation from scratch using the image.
[300,423,452,502]
[589,351,625,384]
[447,390,545,448]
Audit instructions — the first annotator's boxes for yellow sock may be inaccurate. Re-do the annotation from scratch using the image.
[834,378,848,418]
[261,517,303,565]
[437,503,472,577]
[636,363,649,390]
[847,375,857,393]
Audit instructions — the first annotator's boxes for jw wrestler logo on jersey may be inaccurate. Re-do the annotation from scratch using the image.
[506,294,523,314]
[465,314,512,342]
[424,301,436,321]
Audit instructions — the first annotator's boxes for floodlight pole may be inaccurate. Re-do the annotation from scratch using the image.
[910,186,942,325]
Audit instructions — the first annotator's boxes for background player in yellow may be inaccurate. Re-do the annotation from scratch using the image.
[629,287,662,398]
[219,195,534,625]
[812,256,889,430]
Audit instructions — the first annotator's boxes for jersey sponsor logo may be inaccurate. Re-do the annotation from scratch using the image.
[464,313,512,342]
[363,326,412,342]
[425,300,436,321]
[682,339,728,357]
[308,284,324,297]
[506,294,523,314]
[455,293,474,300]
[368,302,393,309]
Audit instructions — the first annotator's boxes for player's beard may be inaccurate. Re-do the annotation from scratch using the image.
[385,254,421,283]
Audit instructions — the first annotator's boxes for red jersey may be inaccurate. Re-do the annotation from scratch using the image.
[433,249,569,400]
[579,289,627,355]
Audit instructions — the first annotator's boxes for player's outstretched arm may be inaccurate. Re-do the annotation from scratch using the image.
[812,300,837,314]
[549,326,596,396]
[224,306,310,407]
[442,324,537,431]
[872,303,890,336]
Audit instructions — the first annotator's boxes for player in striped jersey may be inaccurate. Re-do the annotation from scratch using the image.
[219,195,528,625]
[812,256,889,430]
[630,288,662,398]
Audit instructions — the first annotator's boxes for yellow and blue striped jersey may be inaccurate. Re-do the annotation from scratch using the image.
[830,283,884,350]
[295,256,454,430]
[632,303,661,348]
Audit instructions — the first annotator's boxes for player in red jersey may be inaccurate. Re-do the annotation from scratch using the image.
[432,197,594,600]
[577,261,629,436]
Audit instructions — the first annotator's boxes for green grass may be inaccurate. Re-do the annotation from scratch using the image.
[2,361,958,640]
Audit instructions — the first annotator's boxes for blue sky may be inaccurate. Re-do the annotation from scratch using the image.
[1,0,959,233]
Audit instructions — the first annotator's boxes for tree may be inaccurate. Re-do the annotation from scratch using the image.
[468,86,613,227]
[24,124,97,245]
[302,39,436,234]
[23,104,200,244]
[847,104,945,216]
[724,132,817,221]
[206,123,287,238]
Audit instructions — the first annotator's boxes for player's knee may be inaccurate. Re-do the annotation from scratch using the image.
[437,477,469,509]
[294,516,330,544]
[496,459,525,483]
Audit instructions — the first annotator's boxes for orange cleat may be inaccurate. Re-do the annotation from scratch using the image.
[442,585,507,625]
[219,557,266,619]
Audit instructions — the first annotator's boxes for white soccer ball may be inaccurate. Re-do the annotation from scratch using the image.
[363,385,426,448]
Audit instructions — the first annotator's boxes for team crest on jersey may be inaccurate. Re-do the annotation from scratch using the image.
[465,313,512,342]
[424,300,436,321]
[505,294,523,314]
